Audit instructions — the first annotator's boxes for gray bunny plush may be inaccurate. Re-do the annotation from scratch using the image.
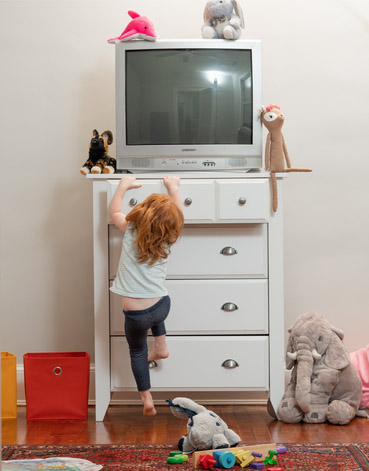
[167,397,241,453]
[202,0,245,40]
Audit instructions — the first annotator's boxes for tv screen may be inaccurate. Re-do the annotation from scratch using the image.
[115,40,262,171]
[125,49,253,147]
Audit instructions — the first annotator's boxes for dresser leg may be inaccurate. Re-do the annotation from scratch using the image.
[267,398,277,419]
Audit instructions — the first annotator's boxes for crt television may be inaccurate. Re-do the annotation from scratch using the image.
[115,39,262,172]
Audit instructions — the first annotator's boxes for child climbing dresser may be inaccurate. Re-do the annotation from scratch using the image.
[89,172,285,421]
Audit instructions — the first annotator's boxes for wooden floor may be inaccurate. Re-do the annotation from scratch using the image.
[2,405,369,445]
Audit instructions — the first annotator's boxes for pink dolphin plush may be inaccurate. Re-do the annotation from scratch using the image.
[108,11,157,43]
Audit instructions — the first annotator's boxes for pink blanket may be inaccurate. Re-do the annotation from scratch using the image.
[350,344,369,408]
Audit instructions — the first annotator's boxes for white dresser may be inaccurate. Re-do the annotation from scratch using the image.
[89,172,285,421]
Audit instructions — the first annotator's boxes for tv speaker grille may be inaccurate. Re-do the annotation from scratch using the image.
[131,158,151,168]
[228,157,247,167]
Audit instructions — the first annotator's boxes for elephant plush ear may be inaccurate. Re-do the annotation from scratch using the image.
[325,332,350,370]
[330,324,344,340]
[285,333,296,370]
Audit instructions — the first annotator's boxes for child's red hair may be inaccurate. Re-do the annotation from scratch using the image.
[126,193,184,265]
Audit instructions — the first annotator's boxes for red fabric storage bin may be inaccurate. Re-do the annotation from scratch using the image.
[23,352,90,420]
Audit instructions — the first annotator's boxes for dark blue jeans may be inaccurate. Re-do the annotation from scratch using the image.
[123,296,170,391]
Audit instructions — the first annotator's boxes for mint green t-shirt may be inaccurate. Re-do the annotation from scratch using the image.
[110,225,169,298]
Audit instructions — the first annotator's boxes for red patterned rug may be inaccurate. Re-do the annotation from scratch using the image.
[2,443,369,470]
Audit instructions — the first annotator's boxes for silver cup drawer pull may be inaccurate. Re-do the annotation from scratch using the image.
[129,198,137,207]
[238,196,247,205]
[220,246,237,255]
[221,303,238,312]
[148,360,158,369]
[222,359,239,369]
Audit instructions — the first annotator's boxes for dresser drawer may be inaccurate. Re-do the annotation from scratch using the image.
[110,336,269,390]
[216,179,270,221]
[107,178,270,224]
[109,224,267,280]
[179,180,216,222]
[167,225,268,279]
[107,180,162,223]
[107,179,216,224]
[166,279,268,333]
[110,279,268,335]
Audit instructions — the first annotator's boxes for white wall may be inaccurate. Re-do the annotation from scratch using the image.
[1,0,368,366]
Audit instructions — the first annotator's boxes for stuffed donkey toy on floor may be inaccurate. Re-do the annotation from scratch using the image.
[277,312,362,425]
[167,397,240,453]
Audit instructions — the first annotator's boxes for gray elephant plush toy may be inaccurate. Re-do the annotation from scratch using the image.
[167,397,241,453]
[201,0,245,40]
[277,312,362,425]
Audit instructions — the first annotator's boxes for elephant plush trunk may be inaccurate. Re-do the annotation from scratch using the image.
[295,336,315,413]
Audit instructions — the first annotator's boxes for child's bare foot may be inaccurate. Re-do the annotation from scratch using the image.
[148,348,169,361]
[148,335,169,361]
[140,390,157,416]
[143,401,157,416]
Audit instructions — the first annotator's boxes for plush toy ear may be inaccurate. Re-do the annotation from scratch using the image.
[92,129,99,137]
[102,130,113,145]
[285,332,296,370]
[203,2,212,23]
[325,332,350,370]
[329,324,344,341]
[167,398,206,419]
[232,0,245,27]
[258,106,266,119]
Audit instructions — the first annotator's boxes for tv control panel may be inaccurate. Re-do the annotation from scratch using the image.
[117,156,261,172]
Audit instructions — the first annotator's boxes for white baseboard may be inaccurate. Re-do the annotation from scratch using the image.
[15,363,291,407]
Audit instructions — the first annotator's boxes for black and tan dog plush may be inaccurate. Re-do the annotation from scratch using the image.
[80,129,115,175]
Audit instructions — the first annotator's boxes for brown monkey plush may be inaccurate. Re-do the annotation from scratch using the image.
[260,105,311,211]
[80,129,115,175]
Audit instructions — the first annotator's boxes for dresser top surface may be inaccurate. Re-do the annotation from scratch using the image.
[87,171,286,180]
